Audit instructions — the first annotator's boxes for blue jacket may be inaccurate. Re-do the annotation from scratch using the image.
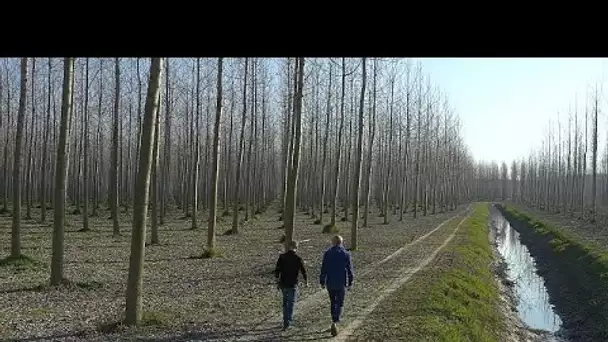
[320,245,354,290]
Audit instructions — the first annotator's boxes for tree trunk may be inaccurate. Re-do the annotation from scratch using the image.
[331,59,347,228]
[413,74,422,219]
[150,71,162,245]
[82,59,90,231]
[206,57,223,253]
[351,58,366,250]
[591,90,598,220]
[11,58,28,258]
[363,60,377,227]
[284,57,305,250]
[160,58,170,225]
[124,57,163,326]
[401,63,412,218]
[245,61,256,221]
[50,57,75,285]
[383,75,395,224]
[40,58,52,222]
[224,75,235,214]
[26,58,38,221]
[191,59,201,230]
[3,66,12,214]
[319,62,332,224]
[231,58,248,234]
[281,59,293,214]
[111,58,120,236]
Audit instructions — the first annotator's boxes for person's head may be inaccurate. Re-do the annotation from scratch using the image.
[287,240,298,251]
[332,235,343,246]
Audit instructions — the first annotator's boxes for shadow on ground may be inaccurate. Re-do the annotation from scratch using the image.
[3,323,333,342]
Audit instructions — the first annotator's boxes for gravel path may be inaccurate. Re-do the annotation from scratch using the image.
[0,205,466,341]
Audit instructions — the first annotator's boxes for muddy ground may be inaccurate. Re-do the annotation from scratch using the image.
[0,204,465,341]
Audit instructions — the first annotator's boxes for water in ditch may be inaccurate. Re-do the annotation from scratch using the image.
[491,207,563,339]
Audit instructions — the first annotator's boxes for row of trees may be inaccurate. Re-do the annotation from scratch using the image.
[1,57,479,325]
[475,87,608,223]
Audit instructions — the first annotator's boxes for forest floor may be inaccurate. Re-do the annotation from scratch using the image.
[0,202,500,341]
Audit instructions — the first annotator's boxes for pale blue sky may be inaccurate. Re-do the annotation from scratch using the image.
[416,58,608,165]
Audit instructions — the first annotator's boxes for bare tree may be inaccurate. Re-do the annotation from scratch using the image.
[25,58,36,220]
[125,57,163,326]
[363,59,377,227]
[205,57,223,255]
[351,58,366,250]
[10,58,28,258]
[231,58,248,235]
[191,58,201,230]
[284,57,304,249]
[40,58,52,222]
[150,66,162,245]
[110,58,120,236]
[81,59,91,231]
[591,88,599,221]
[329,59,347,230]
[50,57,75,285]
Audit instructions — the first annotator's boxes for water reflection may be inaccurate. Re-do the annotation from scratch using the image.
[491,208,563,334]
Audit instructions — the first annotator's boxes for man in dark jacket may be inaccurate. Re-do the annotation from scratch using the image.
[320,235,354,337]
[275,240,308,331]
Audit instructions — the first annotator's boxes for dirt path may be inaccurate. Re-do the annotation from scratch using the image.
[336,208,473,342]
[202,205,472,342]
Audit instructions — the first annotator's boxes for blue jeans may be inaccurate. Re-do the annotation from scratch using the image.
[282,287,298,326]
[328,288,346,323]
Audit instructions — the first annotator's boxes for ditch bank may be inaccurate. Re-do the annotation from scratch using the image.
[497,204,608,342]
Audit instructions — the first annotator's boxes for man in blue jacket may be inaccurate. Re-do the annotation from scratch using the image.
[319,235,354,337]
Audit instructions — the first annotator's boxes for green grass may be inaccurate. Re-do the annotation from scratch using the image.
[322,224,339,234]
[141,310,171,327]
[415,203,502,341]
[0,254,44,272]
[501,205,608,277]
[76,280,104,290]
[200,248,223,259]
[28,307,53,318]
[356,203,504,342]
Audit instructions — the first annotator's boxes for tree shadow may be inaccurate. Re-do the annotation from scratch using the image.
[3,326,102,342]
[137,326,280,342]
[133,325,332,342]
[0,284,46,294]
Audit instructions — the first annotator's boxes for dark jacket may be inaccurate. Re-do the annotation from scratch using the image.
[275,250,308,288]
[320,245,354,290]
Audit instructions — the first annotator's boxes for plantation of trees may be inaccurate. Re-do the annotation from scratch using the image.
[476,86,608,225]
[3,57,606,341]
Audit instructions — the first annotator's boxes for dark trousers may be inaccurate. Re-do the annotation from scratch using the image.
[282,286,298,326]
[327,288,346,323]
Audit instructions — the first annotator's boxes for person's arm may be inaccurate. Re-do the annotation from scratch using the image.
[275,255,282,283]
[346,252,354,287]
[320,250,328,287]
[299,256,308,285]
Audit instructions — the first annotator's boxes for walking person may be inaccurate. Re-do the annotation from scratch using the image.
[320,235,354,337]
[275,240,308,331]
